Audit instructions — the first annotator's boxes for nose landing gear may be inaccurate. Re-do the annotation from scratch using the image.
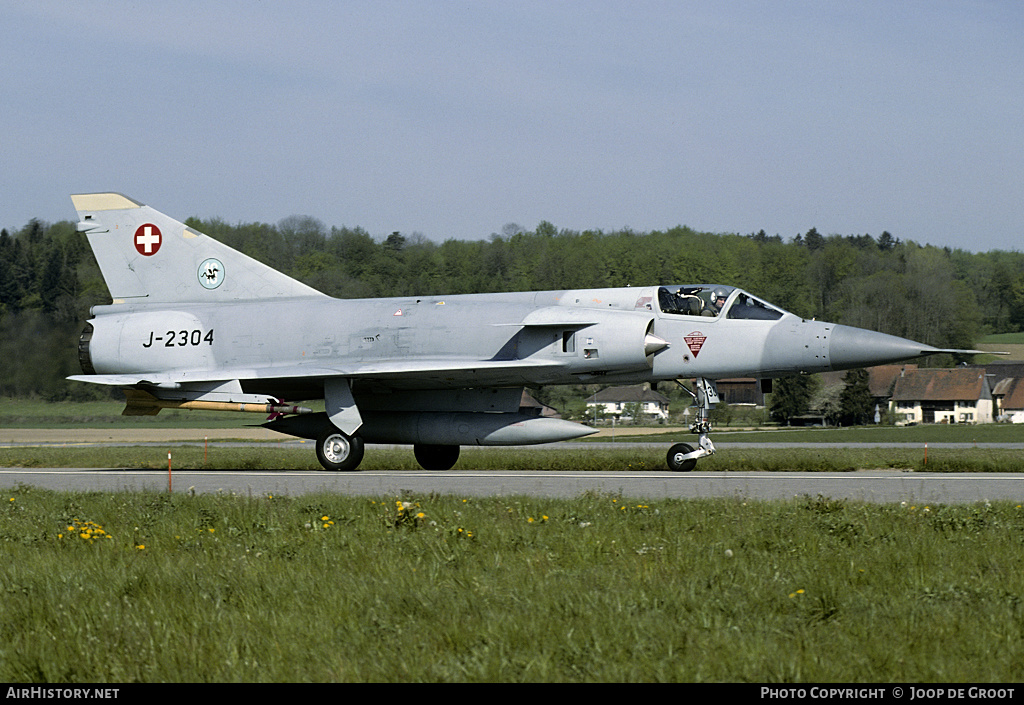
[666,377,718,472]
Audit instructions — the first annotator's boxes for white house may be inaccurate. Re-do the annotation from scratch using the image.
[992,377,1024,423]
[585,385,671,422]
[889,368,994,424]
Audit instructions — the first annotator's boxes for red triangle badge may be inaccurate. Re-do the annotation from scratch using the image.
[684,331,707,357]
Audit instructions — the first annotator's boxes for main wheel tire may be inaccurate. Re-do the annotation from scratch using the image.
[413,444,460,471]
[667,443,697,472]
[316,429,365,472]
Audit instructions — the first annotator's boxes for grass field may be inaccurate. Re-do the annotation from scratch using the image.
[630,423,1024,445]
[2,442,1024,473]
[5,399,1023,682]
[3,397,1024,472]
[977,331,1024,361]
[2,487,1023,682]
[6,397,1024,439]
[0,399,264,429]
[980,332,1024,344]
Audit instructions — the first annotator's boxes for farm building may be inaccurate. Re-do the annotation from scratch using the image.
[889,368,994,424]
[992,377,1024,423]
[586,385,671,422]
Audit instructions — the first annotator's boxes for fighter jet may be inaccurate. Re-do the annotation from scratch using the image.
[68,193,985,472]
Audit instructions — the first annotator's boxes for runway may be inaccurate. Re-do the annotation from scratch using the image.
[2,466,1022,503]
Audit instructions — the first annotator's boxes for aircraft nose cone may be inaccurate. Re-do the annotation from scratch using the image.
[828,325,940,370]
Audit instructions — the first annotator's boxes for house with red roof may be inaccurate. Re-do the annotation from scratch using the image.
[992,377,1024,423]
[889,368,994,424]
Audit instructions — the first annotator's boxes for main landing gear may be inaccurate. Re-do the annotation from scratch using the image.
[413,444,461,471]
[316,428,365,472]
[666,377,718,472]
[314,427,461,472]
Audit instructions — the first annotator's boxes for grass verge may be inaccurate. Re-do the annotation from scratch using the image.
[2,444,1024,472]
[2,487,1023,682]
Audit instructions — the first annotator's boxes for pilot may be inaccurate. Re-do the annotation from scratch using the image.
[702,288,729,317]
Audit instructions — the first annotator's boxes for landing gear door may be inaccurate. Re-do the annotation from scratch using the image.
[326,378,363,435]
[697,378,720,406]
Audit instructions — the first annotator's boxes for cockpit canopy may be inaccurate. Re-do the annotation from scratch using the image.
[657,285,787,321]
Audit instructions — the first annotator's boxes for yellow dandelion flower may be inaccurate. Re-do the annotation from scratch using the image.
[527,517,534,523]
[136,545,145,550]
[416,512,425,519]
[322,516,329,521]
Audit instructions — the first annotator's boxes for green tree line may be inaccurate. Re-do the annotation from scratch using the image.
[3,214,1023,402]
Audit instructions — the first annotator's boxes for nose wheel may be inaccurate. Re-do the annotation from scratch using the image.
[667,378,718,471]
[667,443,697,472]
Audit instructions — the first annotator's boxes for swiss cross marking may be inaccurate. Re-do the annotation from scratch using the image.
[134,224,162,256]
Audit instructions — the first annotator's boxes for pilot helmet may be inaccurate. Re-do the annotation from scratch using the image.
[711,287,730,305]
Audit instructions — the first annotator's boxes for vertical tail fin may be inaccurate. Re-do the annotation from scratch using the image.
[72,193,326,304]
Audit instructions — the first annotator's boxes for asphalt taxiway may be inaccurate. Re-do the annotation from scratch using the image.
[2,467,1022,503]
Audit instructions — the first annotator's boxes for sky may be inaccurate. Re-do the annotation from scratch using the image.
[2,1,1022,252]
